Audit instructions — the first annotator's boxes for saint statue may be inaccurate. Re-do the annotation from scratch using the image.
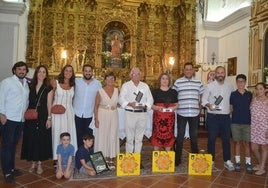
[111,35,122,58]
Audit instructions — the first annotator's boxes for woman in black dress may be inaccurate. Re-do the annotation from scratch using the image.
[21,65,53,174]
[151,73,178,151]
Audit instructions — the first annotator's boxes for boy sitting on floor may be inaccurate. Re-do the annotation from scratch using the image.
[75,133,96,176]
[56,132,75,179]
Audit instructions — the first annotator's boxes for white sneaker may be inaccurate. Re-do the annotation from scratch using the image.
[224,160,235,171]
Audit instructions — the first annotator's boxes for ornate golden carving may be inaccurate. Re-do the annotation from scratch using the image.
[26,0,197,88]
[249,0,268,86]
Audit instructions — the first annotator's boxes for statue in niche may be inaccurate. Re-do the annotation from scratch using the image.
[103,31,124,68]
[111,35,122,58]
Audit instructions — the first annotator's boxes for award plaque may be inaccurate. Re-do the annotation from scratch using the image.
[89,151,109,174]
[134,91,144,107]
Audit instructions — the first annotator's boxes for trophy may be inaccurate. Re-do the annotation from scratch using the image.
[212,95,223,111]
[134,91,143,107]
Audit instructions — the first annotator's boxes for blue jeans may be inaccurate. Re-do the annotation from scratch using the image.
[175,115,199,164]
[206,113,231,161]
[1,120,23,175]
[75,115,93,147]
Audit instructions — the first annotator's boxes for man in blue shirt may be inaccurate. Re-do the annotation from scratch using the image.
[0,61,30,183]
[230,74,253,172]
[73,64,101,147]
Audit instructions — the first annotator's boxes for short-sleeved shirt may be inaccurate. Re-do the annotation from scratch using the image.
[75,145,94,170]
[56,144,75,166]
[173,77,204,117]
[152,88,178,104]
[230,90,252,124]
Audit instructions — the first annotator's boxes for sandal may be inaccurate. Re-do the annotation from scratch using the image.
[255,170,265,176]
[29,163,36,173]
[253,165,260,171]
[37,164,44,174]
[108,161,116,170]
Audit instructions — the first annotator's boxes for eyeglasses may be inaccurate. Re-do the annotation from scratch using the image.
[131,73,141,77]
[106,77,115,81]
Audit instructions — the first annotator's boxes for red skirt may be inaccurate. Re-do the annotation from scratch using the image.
[151,103,175,147]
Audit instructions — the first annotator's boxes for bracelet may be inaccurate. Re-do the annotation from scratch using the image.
[47,116,52,119]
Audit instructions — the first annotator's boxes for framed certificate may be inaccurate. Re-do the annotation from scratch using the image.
[89,151,109,174]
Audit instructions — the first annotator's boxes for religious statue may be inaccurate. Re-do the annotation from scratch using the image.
[111,35,122,58]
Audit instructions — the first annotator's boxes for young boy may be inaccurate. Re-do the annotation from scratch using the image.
[230,74,253,172]
[75,133,96,176]
[56,132,75,179]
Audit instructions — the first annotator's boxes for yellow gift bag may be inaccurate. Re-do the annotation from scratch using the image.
[188,153,212,175]
[152,151,175,173]
[116,153,141,176]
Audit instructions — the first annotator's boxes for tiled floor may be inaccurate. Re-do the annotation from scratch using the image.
[0,134,267,188]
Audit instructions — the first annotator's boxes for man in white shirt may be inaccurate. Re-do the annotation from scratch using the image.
[119,67,153,167]
[0,61,30,183]
[73,64,101,147]
[202,66,235,171]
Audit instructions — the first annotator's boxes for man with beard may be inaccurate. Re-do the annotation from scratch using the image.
[202,66,235,171]
[73,64,101,147]
[0,61,30,183]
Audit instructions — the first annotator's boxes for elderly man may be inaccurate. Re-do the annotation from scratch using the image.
[202,66,235,171]
[0,61,30,183]
[119,67,153,163]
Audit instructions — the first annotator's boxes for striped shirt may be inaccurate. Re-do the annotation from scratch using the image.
[173,76,204,117]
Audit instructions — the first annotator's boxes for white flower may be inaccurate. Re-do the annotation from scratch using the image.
[121,52,132,60]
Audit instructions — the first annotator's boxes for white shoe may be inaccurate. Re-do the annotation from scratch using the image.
[224,160,235,171]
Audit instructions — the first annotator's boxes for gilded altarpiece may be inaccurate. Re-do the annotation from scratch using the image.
[249,0,268,86]
[26,0,196,88]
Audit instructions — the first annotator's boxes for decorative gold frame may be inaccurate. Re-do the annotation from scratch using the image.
[227,57,237,76]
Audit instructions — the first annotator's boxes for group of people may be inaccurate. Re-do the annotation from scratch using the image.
[0,61,267,183]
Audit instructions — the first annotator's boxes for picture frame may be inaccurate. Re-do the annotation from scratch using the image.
[89,151,110,174]
[227,57,237,76]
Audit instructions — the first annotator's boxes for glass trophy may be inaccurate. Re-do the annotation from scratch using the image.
[134,91,143,107]
[212,95,223,111]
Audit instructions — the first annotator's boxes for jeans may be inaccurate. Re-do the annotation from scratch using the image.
[175,115,199,164]
[206,113,231,161]
[75,115,93,147]
[1,120,23,175]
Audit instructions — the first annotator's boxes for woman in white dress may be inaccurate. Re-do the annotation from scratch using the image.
[94,72,119,168]
[51,65,77,160]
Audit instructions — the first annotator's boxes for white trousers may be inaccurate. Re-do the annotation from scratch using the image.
[125,111,147,153]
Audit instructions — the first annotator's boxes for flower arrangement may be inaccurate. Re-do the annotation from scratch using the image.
[264,67,268,77]
[101,51,112,59]
[121,52,132,61]
[121,52,132,68]
[101,51,112,67]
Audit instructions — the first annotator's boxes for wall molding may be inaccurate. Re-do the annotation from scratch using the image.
[0,0,26,15]
[203,6,250,31]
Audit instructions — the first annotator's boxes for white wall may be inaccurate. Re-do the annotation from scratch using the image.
[196,6,250,88]
[0,0,28,81]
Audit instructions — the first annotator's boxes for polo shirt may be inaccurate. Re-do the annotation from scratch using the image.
[230,90,252,124]
[173,76,204,117]
[56,144,75,166]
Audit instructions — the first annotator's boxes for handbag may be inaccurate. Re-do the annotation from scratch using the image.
[152,151,175,173]
[24,88,45,120]
[51,104,66,114]
[188,153,212,175]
